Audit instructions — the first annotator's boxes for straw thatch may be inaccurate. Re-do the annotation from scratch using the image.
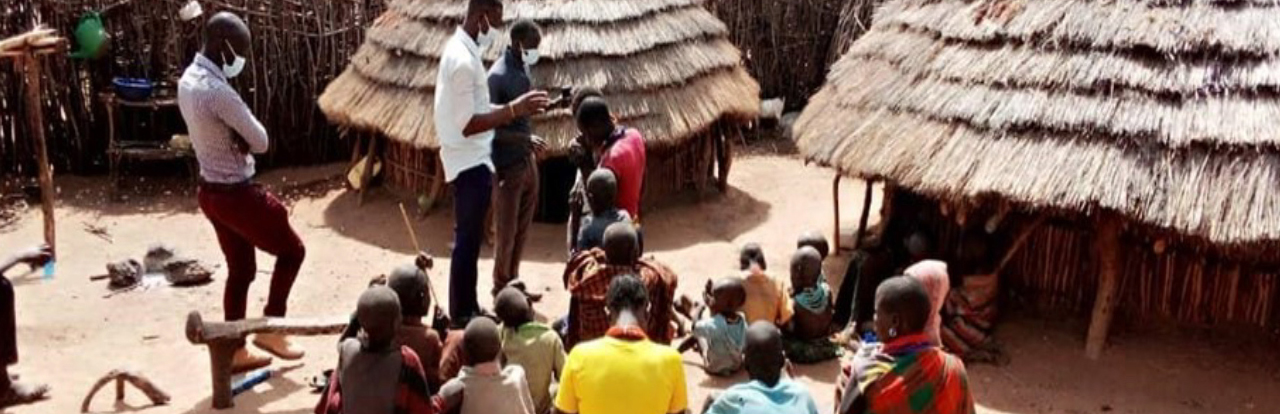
[319,0,760,155]
[796,0,1280,252]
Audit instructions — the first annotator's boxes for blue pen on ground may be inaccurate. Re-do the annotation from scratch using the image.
[231,369,273,396]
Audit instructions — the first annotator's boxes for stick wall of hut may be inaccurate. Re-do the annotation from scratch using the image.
[890,190,1280,338]
[1,0,377,175]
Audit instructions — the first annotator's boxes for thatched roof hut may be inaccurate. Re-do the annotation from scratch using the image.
[796,0,1280,355]
[318,0,760,204]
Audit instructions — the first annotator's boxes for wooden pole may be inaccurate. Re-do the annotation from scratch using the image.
[23,52,55,256]
[855,178,874,250]
[1085,214,1123,359]
[357,135,377,205]
[832,172,841,252]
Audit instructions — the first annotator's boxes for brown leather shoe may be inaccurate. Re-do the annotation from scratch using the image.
[231,348,273,375]
[252,333,305,360]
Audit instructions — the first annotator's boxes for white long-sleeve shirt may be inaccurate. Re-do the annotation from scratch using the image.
[177,53,268,183]
[434,27,495,182]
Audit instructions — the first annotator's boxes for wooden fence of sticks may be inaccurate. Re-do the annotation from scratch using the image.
[0,0,380,177]
[707,0,844,112]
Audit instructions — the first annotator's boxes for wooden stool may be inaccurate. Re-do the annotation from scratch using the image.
[184,311,347,409]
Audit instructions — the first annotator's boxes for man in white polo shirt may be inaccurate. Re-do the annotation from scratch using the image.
[435,0,548,327]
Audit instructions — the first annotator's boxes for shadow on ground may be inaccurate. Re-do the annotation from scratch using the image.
[321,182,773,264]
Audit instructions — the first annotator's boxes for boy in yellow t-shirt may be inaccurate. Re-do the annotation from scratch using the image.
[554,274,687,414]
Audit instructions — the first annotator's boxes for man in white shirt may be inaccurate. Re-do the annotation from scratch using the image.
[435,0,548,327]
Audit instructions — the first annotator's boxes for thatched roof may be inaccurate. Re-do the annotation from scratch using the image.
[795,0,1280,249]
[318,0,760,154]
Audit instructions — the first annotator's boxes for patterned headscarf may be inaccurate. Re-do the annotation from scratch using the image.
[904,260,950,347]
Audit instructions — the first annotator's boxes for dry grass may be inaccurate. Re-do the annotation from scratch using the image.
[389,0,702,23]
[368,5,728,61]
[322,66,758,154]
[319,0,760,154]
[795,0,1280,248]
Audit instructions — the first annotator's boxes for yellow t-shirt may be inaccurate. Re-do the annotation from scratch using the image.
[555,336,688,414]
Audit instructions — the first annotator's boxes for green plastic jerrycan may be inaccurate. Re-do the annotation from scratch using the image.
[70,12,108,60]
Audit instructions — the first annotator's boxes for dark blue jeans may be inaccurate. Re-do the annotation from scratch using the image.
[449,166,492,326]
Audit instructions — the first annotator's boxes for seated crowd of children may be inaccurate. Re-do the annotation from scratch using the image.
[319,215,971,414]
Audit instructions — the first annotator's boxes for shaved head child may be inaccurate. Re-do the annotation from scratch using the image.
[388,264,445,392]
[575,168,633,253]
[784,246,841,363]
[705,322,821,414]
[495,287,566,414]
[738,243,794,326]
[320,286,434,414]
[797,231,830,260]
[436,318,537,414]
[679,276,749,376]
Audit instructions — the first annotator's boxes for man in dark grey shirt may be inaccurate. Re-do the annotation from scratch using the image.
[487,19,546,298]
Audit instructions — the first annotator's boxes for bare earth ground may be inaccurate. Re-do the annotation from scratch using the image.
[0,150,1277,414]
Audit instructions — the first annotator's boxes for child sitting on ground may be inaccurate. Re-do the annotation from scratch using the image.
[436,318,537,414]
[494,287,566,414]
[679,277,749,376]
[739,243,794,326]
[387,265,445,393]
[703,322,821,414]
[575,168,632,254]
[797,231,831,260]
[318,286,435,414]
[337,264,446,393]
[784,246,840,364]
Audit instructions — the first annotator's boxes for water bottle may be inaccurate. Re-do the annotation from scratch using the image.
[231,369,272,396]
[41,261,54,281]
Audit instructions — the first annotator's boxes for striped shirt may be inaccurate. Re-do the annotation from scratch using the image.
[178,53,269,183]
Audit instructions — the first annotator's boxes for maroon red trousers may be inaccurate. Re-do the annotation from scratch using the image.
[198,183,306,321]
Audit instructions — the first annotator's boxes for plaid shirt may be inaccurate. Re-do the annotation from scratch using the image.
[562,249,678,349]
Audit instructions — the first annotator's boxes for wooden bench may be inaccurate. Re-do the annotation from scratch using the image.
[184,311,347,409]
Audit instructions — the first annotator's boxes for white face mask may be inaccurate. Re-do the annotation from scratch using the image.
[221,42,247,78]
[477,17,497,51]
[522,48,540,66]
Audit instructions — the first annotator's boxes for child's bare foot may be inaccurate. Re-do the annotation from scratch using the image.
[0,381,49,408]
[232,348,273,374]
[253,333,305,360]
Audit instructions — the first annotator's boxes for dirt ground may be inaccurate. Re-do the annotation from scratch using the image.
[1,149,1278,414]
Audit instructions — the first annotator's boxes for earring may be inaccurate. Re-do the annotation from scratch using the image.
[888,327,898,338]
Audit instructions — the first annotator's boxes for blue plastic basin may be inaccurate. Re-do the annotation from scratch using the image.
[112,77,154,101]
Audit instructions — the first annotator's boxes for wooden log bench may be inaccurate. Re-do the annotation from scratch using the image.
[184,311,347,409]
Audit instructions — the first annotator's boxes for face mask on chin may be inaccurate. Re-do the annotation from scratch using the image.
[522,47,540,66]
[477,16,497,51]
[221,41,247,78]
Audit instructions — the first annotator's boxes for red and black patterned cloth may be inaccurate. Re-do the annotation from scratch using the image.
[562,249,678,349]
